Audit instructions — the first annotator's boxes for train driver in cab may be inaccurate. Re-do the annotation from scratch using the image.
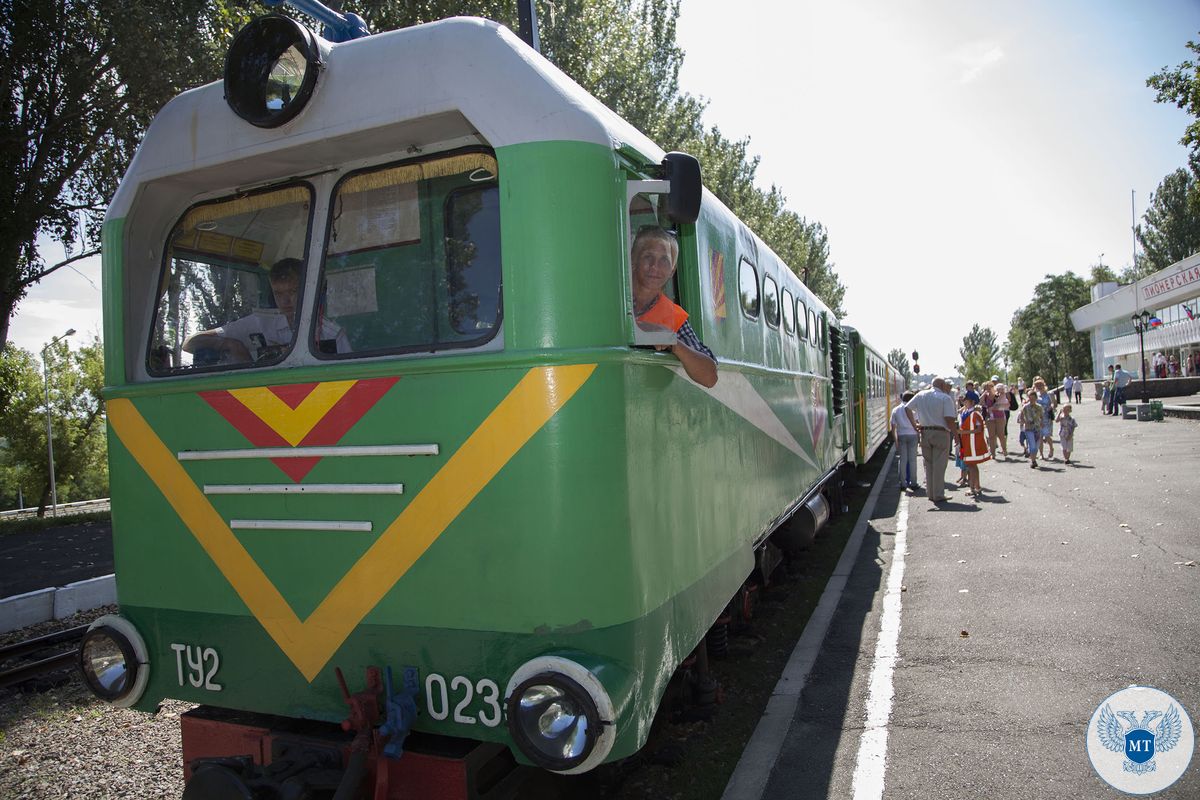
[631,227,718,388]
[183,258,350,364]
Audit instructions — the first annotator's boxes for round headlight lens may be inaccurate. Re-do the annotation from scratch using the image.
[224,15,321,128]
[79,626,138,701]
[507,673,599,770]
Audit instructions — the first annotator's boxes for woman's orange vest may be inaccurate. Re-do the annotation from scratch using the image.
[636,293,689,332]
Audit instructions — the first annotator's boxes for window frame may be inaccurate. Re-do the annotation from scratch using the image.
[144,180,316,378]
[796,299,808,340]
[781,288,795,334]
[738,257,761,320]
[762,273,780,329]
[311,147,503,361]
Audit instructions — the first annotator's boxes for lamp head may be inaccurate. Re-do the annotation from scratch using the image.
[65,328,76,337]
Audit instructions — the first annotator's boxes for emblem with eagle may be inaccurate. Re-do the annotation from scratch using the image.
[1096,703,1183,775]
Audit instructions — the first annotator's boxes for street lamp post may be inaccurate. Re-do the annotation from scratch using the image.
[1131,310,1151,403]
[41,328,75,517]
[1048,339,1059,399]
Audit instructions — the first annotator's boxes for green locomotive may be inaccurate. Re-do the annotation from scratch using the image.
[79,10,903,797]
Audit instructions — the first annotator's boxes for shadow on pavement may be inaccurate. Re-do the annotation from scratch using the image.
[762,475,892,799]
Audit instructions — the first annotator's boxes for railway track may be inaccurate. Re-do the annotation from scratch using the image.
[0,625,86,689]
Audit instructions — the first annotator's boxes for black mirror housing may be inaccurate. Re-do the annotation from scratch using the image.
[662,152,702,224]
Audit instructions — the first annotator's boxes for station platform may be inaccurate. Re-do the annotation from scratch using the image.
[724,402,1200,798]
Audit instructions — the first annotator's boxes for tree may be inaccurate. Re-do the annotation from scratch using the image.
[887,347,913,387]
[1004,272,1093,384]
[955,324,1001,384]
[1090,262,1118,284]
[1147,35,1200,175]
[1132,168,1200,278]
[0,339,106,514]
[0,0,245,347]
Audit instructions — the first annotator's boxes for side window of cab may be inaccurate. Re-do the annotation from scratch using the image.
[627,191,682,347]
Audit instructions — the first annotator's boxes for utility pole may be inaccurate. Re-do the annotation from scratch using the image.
[41,329,75,517]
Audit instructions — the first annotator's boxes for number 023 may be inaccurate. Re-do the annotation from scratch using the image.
[424,673,502,728]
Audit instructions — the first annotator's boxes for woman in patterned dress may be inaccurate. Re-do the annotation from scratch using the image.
[958,390,991,497]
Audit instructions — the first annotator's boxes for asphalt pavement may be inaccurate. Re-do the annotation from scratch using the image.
[0,520,113,598]
[760,403,1200,799]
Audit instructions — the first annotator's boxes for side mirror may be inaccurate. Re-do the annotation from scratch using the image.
[662,152,702,224]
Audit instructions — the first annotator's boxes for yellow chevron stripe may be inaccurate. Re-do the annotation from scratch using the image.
[108,364,597,681]
[228,380,356,446]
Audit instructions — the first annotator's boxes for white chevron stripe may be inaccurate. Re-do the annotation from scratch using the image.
[669,366,818,469]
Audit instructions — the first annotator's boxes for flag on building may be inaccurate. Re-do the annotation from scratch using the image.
[1185,303,1196,321]
[1149,315,1163,327]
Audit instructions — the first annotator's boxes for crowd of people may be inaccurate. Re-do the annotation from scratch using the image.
[890,373,1083,505]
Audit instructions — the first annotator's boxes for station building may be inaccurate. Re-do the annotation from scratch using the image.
[1071,252,1200,386]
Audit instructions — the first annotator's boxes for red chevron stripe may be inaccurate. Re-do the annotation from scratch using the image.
[268,383,319,410]
[197,377,401,482]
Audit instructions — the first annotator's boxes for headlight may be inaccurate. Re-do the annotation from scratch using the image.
[78,615,149,707]
[224,15,322,128]
[505,656,616,773]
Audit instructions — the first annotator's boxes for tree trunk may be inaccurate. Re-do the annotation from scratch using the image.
[37,484,50,519]
[0,288,16,350]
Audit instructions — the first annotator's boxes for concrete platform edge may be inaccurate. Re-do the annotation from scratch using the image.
[0,575,116,635]
[721,447,895,800]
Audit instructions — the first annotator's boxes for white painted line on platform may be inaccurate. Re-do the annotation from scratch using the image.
[721,446,895,800]
[850,491,909,800]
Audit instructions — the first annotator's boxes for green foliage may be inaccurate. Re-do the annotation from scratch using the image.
[955,324,1001,385]
[0,339,107,514]
[1090,262,1118,284]
[1003,273,1093,385]
[1147,36,1200,176]
[0,0,247,347]
[1130,168,1200,279]
[886,348,913,386]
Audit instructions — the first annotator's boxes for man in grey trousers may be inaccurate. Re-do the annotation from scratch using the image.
[904,377,959,504]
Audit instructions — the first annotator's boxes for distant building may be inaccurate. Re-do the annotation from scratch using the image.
[1070,252,1200,379]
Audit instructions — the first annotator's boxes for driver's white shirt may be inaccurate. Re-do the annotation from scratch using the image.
[217,309,351,357]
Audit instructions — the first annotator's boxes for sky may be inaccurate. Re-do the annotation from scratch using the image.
[674,0,1200,375]
[8,0,1200,378]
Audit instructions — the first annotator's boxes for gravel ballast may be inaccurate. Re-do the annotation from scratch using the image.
[0,608,191,799]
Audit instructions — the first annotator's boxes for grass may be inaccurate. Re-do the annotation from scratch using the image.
[0,510,111,536]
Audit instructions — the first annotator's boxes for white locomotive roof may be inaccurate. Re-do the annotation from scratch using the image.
[108,16,663,218]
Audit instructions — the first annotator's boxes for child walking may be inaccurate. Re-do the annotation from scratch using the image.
[1018,389,1045,469]
[1056,404,1078,464]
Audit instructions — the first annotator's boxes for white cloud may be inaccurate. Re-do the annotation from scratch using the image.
[951,41,1006,84]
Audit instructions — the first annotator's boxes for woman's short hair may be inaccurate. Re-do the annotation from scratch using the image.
[632,226,678,266]
[901,390,914,402]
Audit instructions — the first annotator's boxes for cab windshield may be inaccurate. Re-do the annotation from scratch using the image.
[147,185,313,375]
